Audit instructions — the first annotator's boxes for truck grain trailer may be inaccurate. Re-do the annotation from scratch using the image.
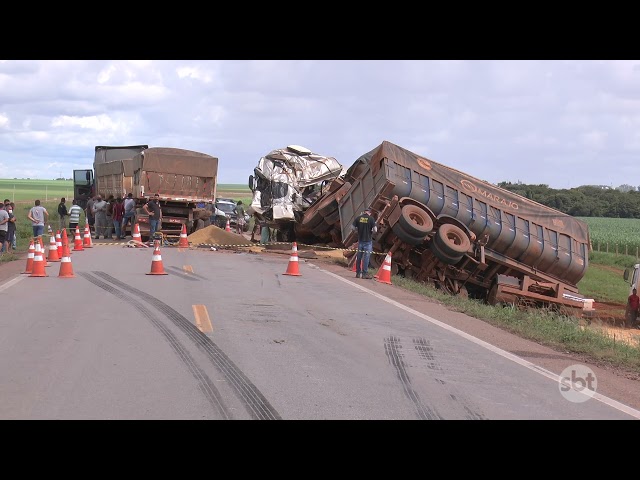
[74,146,218,240]
[301,140,594,313]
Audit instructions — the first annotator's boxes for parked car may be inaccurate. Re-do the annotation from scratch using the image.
[215,200,250,231]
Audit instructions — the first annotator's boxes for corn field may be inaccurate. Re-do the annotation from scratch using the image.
[579,217,640,257]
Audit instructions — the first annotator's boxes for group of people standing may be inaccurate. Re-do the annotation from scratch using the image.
[83,193,137,240]
[0,199,17,254]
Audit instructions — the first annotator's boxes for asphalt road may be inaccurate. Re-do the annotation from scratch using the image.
[0,242,638,419]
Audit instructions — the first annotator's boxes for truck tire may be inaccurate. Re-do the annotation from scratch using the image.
[434,224,471,257]
[429,238,464,265]
[398,205,433,238]
[391,222,426,246]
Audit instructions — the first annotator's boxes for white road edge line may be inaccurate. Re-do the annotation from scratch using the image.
[0,274,26,293]
[316,266,640,419]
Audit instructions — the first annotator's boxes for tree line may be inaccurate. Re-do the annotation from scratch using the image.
[497,182,640,218]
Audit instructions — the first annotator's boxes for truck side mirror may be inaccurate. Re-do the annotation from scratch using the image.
[86,171,91,182]
[624,268,630,282]
[248,175,255,192]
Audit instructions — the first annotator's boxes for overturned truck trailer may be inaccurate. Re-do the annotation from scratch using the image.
[301,141,593,312]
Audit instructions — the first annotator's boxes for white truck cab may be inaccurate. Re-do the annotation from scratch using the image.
[623,264,640,294]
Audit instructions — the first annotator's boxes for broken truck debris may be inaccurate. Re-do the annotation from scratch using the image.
[248,141,594,313]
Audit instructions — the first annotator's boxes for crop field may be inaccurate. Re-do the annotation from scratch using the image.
[0,179,73,203]
[578,217,640,256]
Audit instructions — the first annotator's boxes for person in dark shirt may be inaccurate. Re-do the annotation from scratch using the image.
[627,288,640,329]
[351,207,377,279]
[143,193,162,242]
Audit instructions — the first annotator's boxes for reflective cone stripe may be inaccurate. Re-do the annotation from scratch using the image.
[146,244,168,275]
[83,223,93,248]
[132,223,142,243]
[374,253,392,285]
[39,237,51,267]
[73,227,84,251]
[178,224,189,247]
[22,240,35,274]
[48,234,61,262]
[58,253,75,278]
[283,242,302,276]
[29,243,48,277]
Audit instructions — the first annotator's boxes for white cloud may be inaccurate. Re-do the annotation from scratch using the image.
[1,59,640,189]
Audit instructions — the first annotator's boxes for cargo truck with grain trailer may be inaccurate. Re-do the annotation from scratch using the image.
[282,140,595,313]
[73,146,218,240]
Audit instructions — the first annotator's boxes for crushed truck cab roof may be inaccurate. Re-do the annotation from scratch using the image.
[249,145,344,223]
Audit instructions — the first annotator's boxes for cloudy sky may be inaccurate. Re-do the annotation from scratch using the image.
[0,60,638,189]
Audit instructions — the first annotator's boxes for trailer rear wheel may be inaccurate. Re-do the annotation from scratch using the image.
[434,224,471,256]
[429,238,464,265]
[398,205,434,237]
[391,223,426,246]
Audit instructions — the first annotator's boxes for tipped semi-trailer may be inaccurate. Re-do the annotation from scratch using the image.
[269,141,593,313]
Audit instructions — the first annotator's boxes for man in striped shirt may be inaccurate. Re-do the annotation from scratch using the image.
[68,199,84,235]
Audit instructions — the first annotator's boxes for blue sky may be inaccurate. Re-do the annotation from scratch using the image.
[1,60,638,189]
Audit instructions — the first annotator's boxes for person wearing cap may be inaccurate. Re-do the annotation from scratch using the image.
[351,207,377,279]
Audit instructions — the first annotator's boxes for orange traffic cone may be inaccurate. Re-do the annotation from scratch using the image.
[283,242,302,276]
[39,236,51,267]
[73,226,84,251]
[351,242,360,272]
[178,224,189,248]
[58,241,75,278]
[83,223,93,248]
[22,239,35,274]
[374,253,393,285]
[47,233,61,262]
[62,228,69,249]
[225,219,231,232]
[146,241,168,275]
[132,223,142,244]
[56,231,63,252]
[29,242,48,277]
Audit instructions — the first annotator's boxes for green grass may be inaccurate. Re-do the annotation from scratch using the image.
[0,179,73,203]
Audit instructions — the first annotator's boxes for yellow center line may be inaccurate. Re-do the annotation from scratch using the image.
[183,265,194,274]
[192,305,213,333]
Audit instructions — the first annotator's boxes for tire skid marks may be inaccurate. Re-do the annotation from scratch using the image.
[93,271,281,420]
[412,337,486,420]
[384,336,443,420]
[78,272,231,419]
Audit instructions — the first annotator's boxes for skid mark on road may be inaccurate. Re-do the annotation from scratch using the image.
[94,271,281,420]
[413,338,486,420]
[318,267,640,419]
[384,335,443,420]
[78,272,231,419]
